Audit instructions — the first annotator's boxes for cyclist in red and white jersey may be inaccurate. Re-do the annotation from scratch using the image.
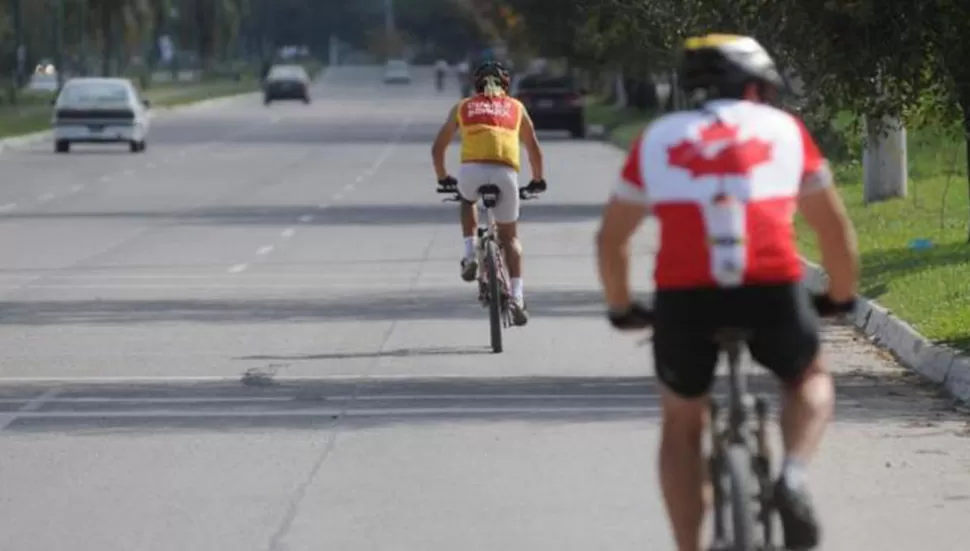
[596,34,859,551]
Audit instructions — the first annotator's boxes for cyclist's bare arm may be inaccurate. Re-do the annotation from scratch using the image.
[518,110,544,181]
[431,104,460,180]
[598,130,651,309]
[597,199,648,310]
[797,165,859,302]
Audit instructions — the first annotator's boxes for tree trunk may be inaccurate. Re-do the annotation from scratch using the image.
[862,115,908,204]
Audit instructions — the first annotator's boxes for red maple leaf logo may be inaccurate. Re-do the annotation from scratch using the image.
[667,121,773,178]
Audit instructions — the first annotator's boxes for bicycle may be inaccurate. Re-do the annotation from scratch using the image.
[621,293,854,551]
[438,181,542,353]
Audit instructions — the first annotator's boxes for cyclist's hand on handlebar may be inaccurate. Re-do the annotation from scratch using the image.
[526,178,547,193]
[437,175,458,192]
[812,293,857,317]
[607,301,654,330]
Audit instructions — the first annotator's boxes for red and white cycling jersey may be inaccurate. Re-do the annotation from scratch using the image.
[613,99,833,290]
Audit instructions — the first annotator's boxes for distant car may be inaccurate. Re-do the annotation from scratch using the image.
[383,59,411,84]
[27,72,59,92]
[51,77,150,154]
[263,64,311,105]
[513,74,587,138]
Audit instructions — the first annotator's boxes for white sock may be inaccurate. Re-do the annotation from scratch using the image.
[463,237,476,259]
[510,277,524,300]
[781,456,807,489]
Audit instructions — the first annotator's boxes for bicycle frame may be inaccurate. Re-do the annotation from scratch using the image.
[475,200,513,323]
[710,330,775,550]
[438,183,539,352]
[639,329,774,550]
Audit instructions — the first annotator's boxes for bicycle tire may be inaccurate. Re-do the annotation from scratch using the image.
[725,444,756,550]
[485,240,503,353]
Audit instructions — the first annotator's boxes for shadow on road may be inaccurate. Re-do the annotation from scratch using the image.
[0,371,965,434]
[0,288,610,325]
[237,345,495,361]
[0,203,604,226]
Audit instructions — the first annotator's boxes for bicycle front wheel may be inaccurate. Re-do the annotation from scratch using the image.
[725,444,756,550]
[484,241,503,353]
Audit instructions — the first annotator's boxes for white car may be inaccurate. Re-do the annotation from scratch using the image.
[383,59,411,84]
[51,77,151,154]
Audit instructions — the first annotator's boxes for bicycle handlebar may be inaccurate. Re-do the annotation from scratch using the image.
[611,292,857,332]
[436,185,543,202]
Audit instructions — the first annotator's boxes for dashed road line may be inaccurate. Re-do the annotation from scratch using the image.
[69,184,84,193]
[228,263,248,273]
[256,245,275,256]
[281,228,296,239]
[299,214,314,223]
[0,203,16,212]
[332,192,344,200]
[38,193,55,202]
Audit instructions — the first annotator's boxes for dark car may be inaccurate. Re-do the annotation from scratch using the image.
[263,64,311,105]
[513,74,586,138]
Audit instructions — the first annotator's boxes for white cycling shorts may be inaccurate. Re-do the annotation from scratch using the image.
[457,162,520,223]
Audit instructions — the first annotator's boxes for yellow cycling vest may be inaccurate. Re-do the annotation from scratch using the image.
[456,93,524,171]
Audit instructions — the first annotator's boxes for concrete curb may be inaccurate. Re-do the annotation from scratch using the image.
[801,259,970,403]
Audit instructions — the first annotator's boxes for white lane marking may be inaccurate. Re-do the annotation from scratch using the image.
[38,193,55,202]
[0,387,61,431]
[355,176,363,183]
[69,184,84,193]
[123,169,135,176]
[332,192,344,200]
[281,228,296,239]
[298,214,314,223]
[228,263,248,273]
[271,116,282,123]
[256,245,274,256]
[343,183,355,191]
[0,203,16,212]
[99,175,112,182]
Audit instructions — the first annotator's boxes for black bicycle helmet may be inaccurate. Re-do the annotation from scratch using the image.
[678,34,784,102]
[473,60,511,95]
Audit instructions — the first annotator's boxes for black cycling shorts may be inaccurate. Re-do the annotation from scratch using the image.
[651,282,820,398]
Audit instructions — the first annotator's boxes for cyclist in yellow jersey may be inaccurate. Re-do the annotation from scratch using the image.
[431,60,546,325]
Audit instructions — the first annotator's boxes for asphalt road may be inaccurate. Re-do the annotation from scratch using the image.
[0,66,967,551]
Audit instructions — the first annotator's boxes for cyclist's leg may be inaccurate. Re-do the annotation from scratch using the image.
[745,284,830,548]
[456,163,483,281]
[652,289,720,551]
[490,166,525,319]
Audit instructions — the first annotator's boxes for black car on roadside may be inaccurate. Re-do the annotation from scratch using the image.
[263,64,311,105]
[512,74,587,138]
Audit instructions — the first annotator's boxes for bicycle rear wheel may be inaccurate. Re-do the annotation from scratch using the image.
[484,240,503,353]
[725,444,756,550]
